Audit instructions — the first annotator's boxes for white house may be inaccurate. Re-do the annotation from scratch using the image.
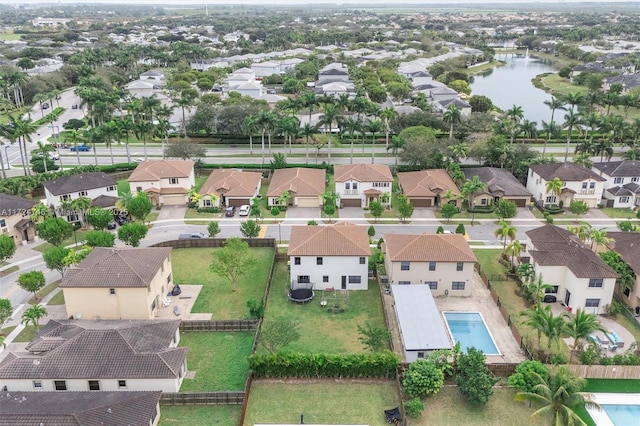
[527,163,606,208]
[198,169,262,208]
[43,172,117,221]
[288,222,371,291]
[592,160,640,208]
[251,61,281,77]
[128,160,195,206]
[334,163,393,208]
[525,225,618,314]
[317,63,351,84]
[229,81,264,98]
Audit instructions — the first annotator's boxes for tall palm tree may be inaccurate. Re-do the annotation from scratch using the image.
[301,91,317,125]
[505,105,524,144]
[563,109,579,163]
[564,309,606,363]
[2,116,37,176]
[506,239,524,269]
[64,129,87,166]
[300,123,317,165]
[462,176,485,224]
[70,196,92,228]
[388,135,404,167]
[521,306,546,348]
[545,177,563,205]
[242,115,259,155]
[344,116,361,164]
[539,305,567,361]
[563,92,584,114]
[527,274,554,310]
[589,228,611,252]
[544,97,565,147]
[520,119,538,140]
[367,119,382,164]
[380,107,397,149]
[34,141,55,173]
[443,104,462,139]
[319,103,339,162]
[494,221,517,254]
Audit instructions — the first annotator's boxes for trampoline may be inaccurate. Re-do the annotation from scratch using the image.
[288,281,315,304]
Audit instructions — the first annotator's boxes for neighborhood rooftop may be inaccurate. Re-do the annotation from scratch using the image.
[462,167,532,197]
[384,233,478,263]
[529,163,605,182]
[199,169,262,197]
[267,167,326,197]
[288,222,371,257]
[334,164,393,182]
[43,172,117,196]
[592,160,640,177]
[128,159,194,181]
[0,193,38,215]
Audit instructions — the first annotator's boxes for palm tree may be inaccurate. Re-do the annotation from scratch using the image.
[521,307,546,348]
[367,119,382,164]
[33,141,55,173]
[71,196,92,228]
[171,92,195,137]
[589,228,611,252]
[539,305,567,361]
[242,115,259,155]
[319,103,339,162]
[515,366,599,426]
[506,239,524,269]
[65,129,87,166]
[21,304,47,331]
[516,263,536,285]
[116,191,133,213]
[380,107,397,149]
[443,104,462,139]
[564,309,606,363]
[544,97,565,149]
[563,109,579,163]
[344,116,361,164]
[563,92,584,114]
[505,105,524,144]
[461,176,485,224]
[520,119,538,140]
[388,135,404,167]
[545,177,563,206]
[528,274,554,310]
[300,123,317,165]
[494,221,517,254]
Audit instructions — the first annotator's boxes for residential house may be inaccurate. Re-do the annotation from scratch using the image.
[59,247,173,320]
[288,222,370,290]
[43,172,117,222]
[334,164,393,208]
[139,69,165,82]
[397,169,460,207]
[605,232,640,312]
[267,168,325,208]
[317,63,351,84]
[383,233,478,296]
[251,61,281,77]
[592,160,640,208]
[199,169,262,208]
[462,167,532,207]
[0,391,162,426]
[229,81,264,98]
[0,193,38,244]
[128,160,195,206]
[439,98,472,117]
[526,163,606,208]
[0,319,187,392]
[525,225,617,314]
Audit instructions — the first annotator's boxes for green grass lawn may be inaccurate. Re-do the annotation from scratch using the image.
[1,325,17,336]
[179,332,254,391]
[541,74,589,97]
[257,183,286,219]
[159,405,241,426]
[28,281,61,304]
[0,265,19,277]
[243,380,400,426]
[0,33,22,41]
[184,208,223,220]
[33,230,90,252]
[171,247,273,319]
[48,290,65,305]
[194,175,207,192]
[13,325,37,342]
[599,207,638,219]
[364,190,400,220]
[260,261,386,354]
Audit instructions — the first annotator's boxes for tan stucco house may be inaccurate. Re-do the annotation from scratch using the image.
[397,169,460,207]
[334,164,393,208]
[462,167,532,207]
[128,160,195,206]
[59,247,173,320]
[604,232,640,313]
[0,193,38,244]
[267,167,325,208]
[199,169,262,208]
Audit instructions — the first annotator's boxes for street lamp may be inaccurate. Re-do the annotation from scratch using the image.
[278,222,282,245]
[4,145,9,170]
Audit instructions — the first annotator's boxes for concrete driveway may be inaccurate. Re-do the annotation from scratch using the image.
[339,207,365,220]
[156,205,187,223]
[285,207,319,219]
[412,208,436,218]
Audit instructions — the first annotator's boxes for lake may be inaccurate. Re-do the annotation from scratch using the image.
[470,53,557,126]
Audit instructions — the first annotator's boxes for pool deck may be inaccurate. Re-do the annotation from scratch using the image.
[586,393,640,426]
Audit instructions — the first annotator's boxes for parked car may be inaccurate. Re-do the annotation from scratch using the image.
[49,152,60,161]
[114,214,128,225]
[42,102,49,110]
[71,104,78,109]
[238,205,250,216]
[224,206,236,217]
[107,221,117,230]
[70,145,90,152]
[178,232,206,240]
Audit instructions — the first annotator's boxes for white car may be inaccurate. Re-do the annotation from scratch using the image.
[238,205,250,216]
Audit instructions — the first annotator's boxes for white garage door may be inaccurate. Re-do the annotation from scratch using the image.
[296,197,319,208]
[162,194,187,206]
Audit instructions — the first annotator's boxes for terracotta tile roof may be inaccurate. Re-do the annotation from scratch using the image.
[60,247,172,288]
[334,164,393,182]
[128,160,194,182]
[397,169,460,198]
[200,169,262,197]
[267,168,326,197]
[288,222,371,256]
[0,391,162,426]
[0,319,186,380]
[606,231,640,275]
[43,173,117,196]
[158,187,188,195]
[462,167,531,197]
[383,233,477,263]
[529,163,605,182]
[592,160,640,177]
[526,225,618,279]
[0,193,37,215]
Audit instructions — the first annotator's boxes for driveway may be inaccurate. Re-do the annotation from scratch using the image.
[156,205,187,223]
[412,208,436,219]
[285,207,320,220]
[339,207,365,220]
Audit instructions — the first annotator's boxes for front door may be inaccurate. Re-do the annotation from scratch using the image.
[564,289,571,307]
[341,276,347,290]
[23,229,29,242]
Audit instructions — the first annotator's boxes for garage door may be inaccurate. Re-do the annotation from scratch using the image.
[228,198,250,207]
[296,197,319,207]
[410,198,431,207]
[511,198,527,208]
[342,198,362,207]
[162,194,187,205]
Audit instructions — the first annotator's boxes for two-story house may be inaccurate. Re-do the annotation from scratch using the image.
[397,169,460,208]
[128,160,195,206]
[268,168,325,208]
[462,167,532,207]
[525,225,618,314]
[59,247,174,320]
[198,169,262,208]
[0,193,38,244]
[592,160,640,208]
[334,164,393,208]
[288,222,370,290]
[0,319,187,393]
[526,163,606,208]
[43,172,117,222]
[605,232,640,312]
[383,233,477,296]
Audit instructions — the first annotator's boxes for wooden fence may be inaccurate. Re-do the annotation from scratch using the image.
[564,364,640,379]
[180,320,259,332]
[486,363,518,377]
[160,392,245,406]
[152,237,277,249]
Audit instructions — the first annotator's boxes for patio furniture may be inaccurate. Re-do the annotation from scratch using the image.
[606,330,624,349]
[589,334,601,347]
[162,297,171,307]
[595,334,610,346]
[173,305,181,316]
[384,407,401,425]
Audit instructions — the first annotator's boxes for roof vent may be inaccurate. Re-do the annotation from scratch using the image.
[107,408,112,414]
[32,360,40,366]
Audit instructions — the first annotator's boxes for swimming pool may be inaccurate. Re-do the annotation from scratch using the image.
[588,393,640,426]
[442,311,500,355]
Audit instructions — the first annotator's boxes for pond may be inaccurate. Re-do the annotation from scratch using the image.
[470,53,558,126]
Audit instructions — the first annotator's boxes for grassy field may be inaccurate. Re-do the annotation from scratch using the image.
[159,405,241,426]
[13,325,37,342]
[599,207,638,219]
[243,380,400,426]
[33,230,90,252]
[179,332,254,391]
[260,261,386,354]
[48,290,65,305]
[540,74,589,97]
[171,247,273,319]
[27,281,61,304]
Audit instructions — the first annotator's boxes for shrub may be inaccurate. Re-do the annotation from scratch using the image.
[307,220,318,226]
[404,398,424,418]
[402,359,445,398]
[550,353,567,365]
[543,212,554,224]
[455,223,466,234]
[246,298,265,319]
[196,207,221,214]
[508,360,549,393]
[436,226,444,234]
[466,205,495,213]
[455,347,499,405]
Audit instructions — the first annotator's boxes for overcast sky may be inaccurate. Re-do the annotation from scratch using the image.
[2,0,635,5]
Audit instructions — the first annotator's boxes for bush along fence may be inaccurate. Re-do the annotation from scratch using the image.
[151,238,277,249]
[160,391,245,406]
[180,320,260,332]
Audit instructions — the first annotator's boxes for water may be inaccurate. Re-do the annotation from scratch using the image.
[602,404,640,426]
[470,53,557,126]
[443,312,500,355]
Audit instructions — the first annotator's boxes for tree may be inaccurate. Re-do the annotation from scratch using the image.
[456,223,466,235]
[469,95,493,113]
[462,176,485,223]
[506,240,524,269]
[127,192,153,222]
[21,304,47,331]
[569,200,589,218]
[209,238,257,291]
[270,206,281,219]
[455,347,500,405]
[402,359,445,399]
[564,309,606,363]
[357,322,391,352]
[258,316,301,352]
[443,104,462,139]
[165,137,207,160]
[240,220,261,238]
[495,199,517,220]
[397,196,414,222]
[367,225,376,239]
[508,360,550,393]
[43,246,71,277]
[494,221,517,254]
[37,218,73,247]
[0,234,16,263]
[86,207,112,230]
[17,270,46,301]
[514,367,599,426]
[117,222,148,247]
[369,201,383,223]
[440,203,458,223]
[85,230,115,247]
[538,305,567,362]
[70,196,92,228]
[0,298,12,327]
[545,177,563,204]
[208,221,220,238]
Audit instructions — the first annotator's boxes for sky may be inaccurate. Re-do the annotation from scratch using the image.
[3,0,638,4]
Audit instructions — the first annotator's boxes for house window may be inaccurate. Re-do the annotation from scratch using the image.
[359,257,366,264]
[60,194,71,201]
[352,182,358,190]
[590,182,595,189]
[136,187,142,192]
[294,257,301,265]
[107,186,116,191]
[348,275,361,284]
[78,191,87,197]
[481,198,488,205]
[545,286,559,294]
[170,178,179,184]
[620,196,630,203]
[585,298,600,308]
[151,299,156,312]
[0,219,6,230]
[118,380,127,388]
[167,274,172,284]
[297,275,310,284]
[456,262,464,271]
[588,279,603,288]
[203,199,212,207]
[33,380,42,389]
[109,288,116,295]
[54,380,67,391]
[614,177,623,184]
[452,281,466,290]
[417,352,425,359]
[624,287,631,297]
[426,281,438,290]
[632,177,639,182]
[345,183,350,190]
[316,257,323,265]
[323,276,329,283]
[88,380,100,391]
[582,182,588,189]
[400,261,410,271]
[399,281,410,285]
[545,195,556,203]
[428,262,436,271]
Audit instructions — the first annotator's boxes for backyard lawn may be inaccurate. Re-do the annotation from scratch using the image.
[179,332,254,391]
[159,405,241,426]
[243,380,400,426]
[171,247,273,319]
[260,261,386,354]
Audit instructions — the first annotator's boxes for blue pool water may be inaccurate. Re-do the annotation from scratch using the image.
[602,404,640,425]
[443,312,500,355]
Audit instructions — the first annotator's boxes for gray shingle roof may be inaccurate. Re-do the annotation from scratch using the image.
[529,163,605,182]
[592,160,640,177]
[606,232,640,275]
[0,391,161,426]
[43,172,117,196]
[0,193,38,216]
[0,319,185,380]
[462,167,532,197]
